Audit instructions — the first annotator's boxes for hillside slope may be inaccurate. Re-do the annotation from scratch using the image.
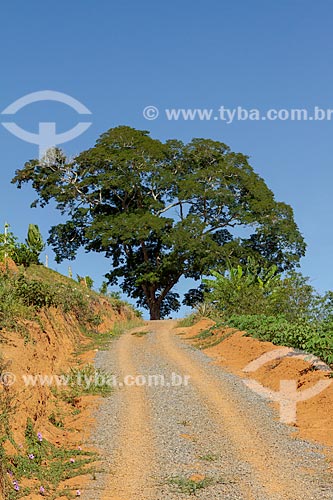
[0,261,140,499]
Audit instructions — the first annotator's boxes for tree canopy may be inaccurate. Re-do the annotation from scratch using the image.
[12,126,306,319]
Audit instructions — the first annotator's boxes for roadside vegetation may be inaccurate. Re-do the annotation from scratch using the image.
[0,226,141,499]
[185,258,333,365]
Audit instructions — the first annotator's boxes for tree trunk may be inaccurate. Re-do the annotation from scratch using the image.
[149,301,161,320]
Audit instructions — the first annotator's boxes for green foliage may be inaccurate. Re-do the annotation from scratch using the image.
[63,364,113,398]
[48,411,64,428]
[201,259,333,364]
[0,418,99,499]
[0,269,102,334]
[12,127,305,319]
[77,275,94,289]
[99,281,108,295]
[177,314,198,327]
[0,223,44,267]
[0,226,17,261]
[14,243,38,267]
[98,282,123,299]
[110,318,145,337]
[203,260,318,322]
[0,383,17,499]
[168,476,214,495]
[85,276,93,289]
[75,317,144,355]
[15,274,59,308]
[52,365,113,407]
[203,259,281,317]
[0,272,34,334]
[226,314,333,365]
[26,224,44,255]
[268,271,317,321]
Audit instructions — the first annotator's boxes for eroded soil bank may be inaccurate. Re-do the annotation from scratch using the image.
[0,263,137,499]
[180,319,333,448]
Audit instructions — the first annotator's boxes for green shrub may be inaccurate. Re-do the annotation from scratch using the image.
[226,314,333,364]
[0,273,34,333]
[15,274,58,308]
[14,243,39,267]
[0,223,44,268]
[203,259,280,317]
[0,271,102,334]
[203,260,317,322]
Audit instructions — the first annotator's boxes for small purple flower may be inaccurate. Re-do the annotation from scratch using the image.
[37,432,43,442]
[7,470,13,477]
[76,491,81,497]
[29,453,35,459]
[78,446,82,450]
[13,481,20,491]
[70,457,75,463]
[40,486,45,494]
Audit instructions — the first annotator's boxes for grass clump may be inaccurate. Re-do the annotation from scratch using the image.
[77,318,145,355]
[131,329,149,337]
[177,314,198,328]
[52,364,113,408]
[168,476,213,495]
[110,318,144,337]
[48,411,64,429]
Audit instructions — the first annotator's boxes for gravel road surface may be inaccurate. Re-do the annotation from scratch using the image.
[82,320,333,500]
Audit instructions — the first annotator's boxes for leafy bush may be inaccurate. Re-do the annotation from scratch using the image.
[201,259,333,364]
[14,243,40,267]
[203,260,317,322]
[0,271,102,333]
[0,273,34,333]
[226,314,333,364]
[15,274,59,308]
[203,259,281,317]
[0,223,44,267]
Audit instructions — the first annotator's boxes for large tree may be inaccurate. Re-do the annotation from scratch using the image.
[12,126,305,319]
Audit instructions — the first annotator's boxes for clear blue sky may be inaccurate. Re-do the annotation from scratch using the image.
[1,0,333,317]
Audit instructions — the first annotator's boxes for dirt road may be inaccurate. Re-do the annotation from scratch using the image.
[83,320,333,500]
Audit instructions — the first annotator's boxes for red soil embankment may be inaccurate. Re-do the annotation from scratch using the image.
[178,319,333,448]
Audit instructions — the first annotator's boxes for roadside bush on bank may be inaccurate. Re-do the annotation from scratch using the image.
[226,314,333,364]
[197,259,333,365]
[0,270,102,335]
